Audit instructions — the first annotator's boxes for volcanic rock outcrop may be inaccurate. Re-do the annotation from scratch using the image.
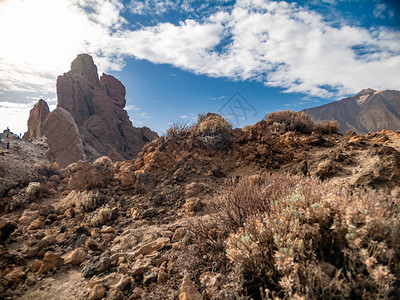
[41,107,86,168]
[57,54,158,161]
[303,89,400,134]
[22,99,50,140]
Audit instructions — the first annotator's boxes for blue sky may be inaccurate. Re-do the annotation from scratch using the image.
[0,0,399,135]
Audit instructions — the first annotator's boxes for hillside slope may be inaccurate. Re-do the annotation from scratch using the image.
[303,89,400,134]
[1,113,400,299]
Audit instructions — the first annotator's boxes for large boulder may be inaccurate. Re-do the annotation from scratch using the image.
[57,53,158,161]
[23,99,50,140]
[42,107,86,168]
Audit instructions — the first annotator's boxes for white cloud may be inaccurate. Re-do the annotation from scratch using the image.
[180,113,197,120]
[373,2,394,19]
[1,0,400,134]
[113,0,400,98]
[125,104,140,111]
[0,0,126,95]
[0,101,35,135]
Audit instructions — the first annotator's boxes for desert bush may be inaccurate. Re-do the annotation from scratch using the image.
[93,156,113,172]
[26,182,41,198]
[266,110,316,134]
[266,110,339,135]
[33,162,60,180]
[64,190,103,213]
[166,122,191,138]
[195,113,232,149]
[90,207,112,227]
[196,113,232,135]
[194,173,400,299]
[315,120,340,134]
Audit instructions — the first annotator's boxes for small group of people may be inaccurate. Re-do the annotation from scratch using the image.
[0,126,11,149]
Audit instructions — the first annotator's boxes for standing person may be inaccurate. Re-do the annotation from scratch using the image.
[6,142,10,149]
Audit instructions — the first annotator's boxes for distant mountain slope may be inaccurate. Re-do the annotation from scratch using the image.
[303,89,400,134]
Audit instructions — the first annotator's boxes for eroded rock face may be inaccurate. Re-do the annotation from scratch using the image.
[57,53,158,161]
[23,99,50,140]
[42,107,86,168]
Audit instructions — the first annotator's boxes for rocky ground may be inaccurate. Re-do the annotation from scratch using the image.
[1,120,400,299]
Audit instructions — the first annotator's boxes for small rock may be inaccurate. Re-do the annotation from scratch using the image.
[131,258,152,276]
[183,198,202,214]
[157,269,168,284]
[28,218,44,230]
[185,182,204,198]
[107,289,124,300]
[142,208,157,218]
[160,230,174,238]
[172,242,183,250]
[86,238,101,251]
[102,273,122,288]
[172,227,186,243]
[25,275,37,286]
[63,248,86,265]
[0,218,17,241]
[29,260,42,273]
[82,256,112,278]
[101,226,115,234]
[143,268,158,285]
[179,275,203,300]
[114,274,131,291]
[91,228,100,238]
[37,252,63,274]
[3,266,25,283]
[133,237,170,257]
[88,283,106,300]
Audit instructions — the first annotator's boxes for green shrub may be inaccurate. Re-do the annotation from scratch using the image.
[194,173,400,299]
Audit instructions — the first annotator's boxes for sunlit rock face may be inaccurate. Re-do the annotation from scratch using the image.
[22,99,50,141]
[57,54,158,161]
[41,107,86,168]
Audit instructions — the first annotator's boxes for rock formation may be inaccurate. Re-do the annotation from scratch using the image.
[57,54,158,161]
[22,99,50,140]
[41,107,86,168]
[303,89,400,134]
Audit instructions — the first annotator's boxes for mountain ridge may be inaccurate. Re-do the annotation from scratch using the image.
[303,89,400,134]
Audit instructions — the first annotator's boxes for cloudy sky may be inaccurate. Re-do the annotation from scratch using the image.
[0,0,399,134]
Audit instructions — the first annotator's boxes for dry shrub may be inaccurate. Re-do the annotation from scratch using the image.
[90,207,112,227]
[315,120,340,134]
[166,122,191,138]
[196,113,232,149]
[266,110,316,134]
[64,190,103,213]
[196,113,232,135]
[26,182,40,198]
[33,162,60,180]
[266,110,339,135]
[194,173,400,299]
